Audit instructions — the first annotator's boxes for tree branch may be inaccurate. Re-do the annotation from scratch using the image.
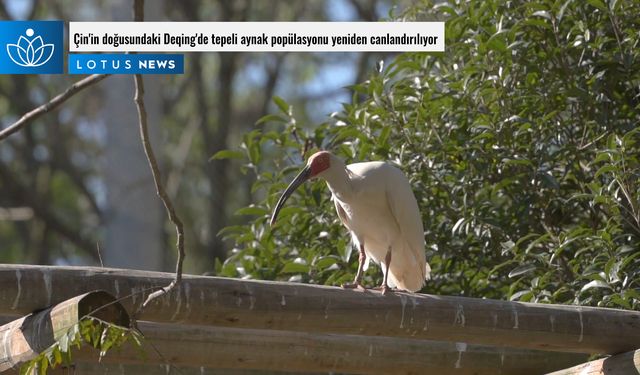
[0,74,109,142]
[132,0,185,315]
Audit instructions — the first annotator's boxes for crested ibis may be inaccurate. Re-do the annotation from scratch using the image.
[270,151,430,294]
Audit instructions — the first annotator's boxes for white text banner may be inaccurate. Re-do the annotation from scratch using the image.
[69,22,445,52]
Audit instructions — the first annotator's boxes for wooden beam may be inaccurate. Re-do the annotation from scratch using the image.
[0,320,589,375]
[546,349,640,375]
[1,265,639,354]
[0,290,129,371]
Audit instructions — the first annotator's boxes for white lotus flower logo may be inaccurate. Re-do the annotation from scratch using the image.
[6,28,55,67]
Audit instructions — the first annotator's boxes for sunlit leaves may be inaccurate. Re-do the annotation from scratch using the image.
[20,317,143,375]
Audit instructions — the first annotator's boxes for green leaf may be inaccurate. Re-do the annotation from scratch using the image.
[581,280,612,293]
[235,206,268,216]
[487,31,508,53]
[248,142,261,165]
[524,234,550,254]
[502,158,533,167]
[624,289,640,301]
[315,256,339,270]
[501,240,516,251]
[281,262,309,274]
[557,0,572,21]
[39,355,48,374]
[378,126,392,146]
[540,172,560,189]
[256,113,287,125]
[489,259,518,275]
[595,165,617,178]
[452,218,466,234]
[209,150,244,161]
[586,0,607,11]
[593,152,612,164]
[273,96,291,116]
[59,332,69,352]
[53,347,62,366]
[531,10,551,19]
[607,294,631,309]
[45,347,56,366]
[620,251,640,270]
[510,290,533,301]
[509,264,537,278]
[20,361,35,375]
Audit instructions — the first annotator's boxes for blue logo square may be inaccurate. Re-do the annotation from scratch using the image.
[0,21,64,74]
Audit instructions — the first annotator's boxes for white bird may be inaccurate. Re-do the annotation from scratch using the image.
[270,150,430,294]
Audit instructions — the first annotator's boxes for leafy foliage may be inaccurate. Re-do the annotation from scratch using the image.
[217,0,640,309]
[20,317,144,374]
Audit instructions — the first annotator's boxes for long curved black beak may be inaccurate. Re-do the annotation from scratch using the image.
[270,165,311,226]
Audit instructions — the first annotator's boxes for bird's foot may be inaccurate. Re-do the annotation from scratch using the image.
[372,285,393,295]
[341,282,365,290]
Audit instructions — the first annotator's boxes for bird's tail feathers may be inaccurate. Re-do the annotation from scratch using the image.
[388,244,428,292]
[425,262,432,281]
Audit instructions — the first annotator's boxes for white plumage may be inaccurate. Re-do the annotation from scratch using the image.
[271,151,430,293]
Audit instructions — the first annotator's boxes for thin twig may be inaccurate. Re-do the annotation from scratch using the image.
[96,242,104,268]
[578,130,610,151]
[132,0,185,317]
[0,74,109,142]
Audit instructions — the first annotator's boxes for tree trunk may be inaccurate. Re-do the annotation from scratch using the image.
[102,1,163,271]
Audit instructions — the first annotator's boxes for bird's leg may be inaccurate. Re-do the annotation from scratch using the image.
[379,248,392,295]
[372,248,393,294]
[342,243,366,289]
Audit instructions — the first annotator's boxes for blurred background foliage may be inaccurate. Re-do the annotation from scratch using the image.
[0,0,638,310]
[0,0,396,268]
[217,0,640,310]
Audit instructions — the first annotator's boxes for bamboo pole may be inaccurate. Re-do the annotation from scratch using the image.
[1,264,639,354]
[1,320,589,375]
[5,363,303,375]
[0,290,129,371]
[546,349,640,375]
[121,323,589,375]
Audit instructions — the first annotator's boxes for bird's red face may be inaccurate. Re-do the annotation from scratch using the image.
[308,151,331,178]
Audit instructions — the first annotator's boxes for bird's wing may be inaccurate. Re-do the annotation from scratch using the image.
[333,197,349,227]
[385,180,427,280]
